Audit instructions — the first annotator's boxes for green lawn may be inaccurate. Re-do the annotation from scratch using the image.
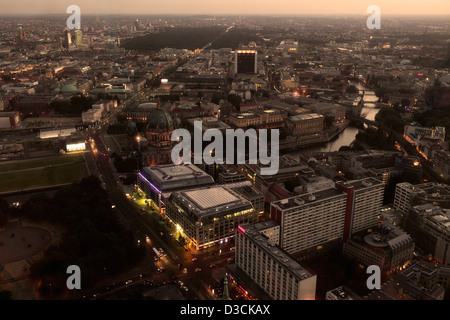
[0,155,88,193]
[0,154,84,173]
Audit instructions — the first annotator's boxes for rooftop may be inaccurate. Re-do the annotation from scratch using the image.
[183,187,239,210]
[241,222,315,281]
[172,185,253,219]
[289,113,323,122]
[272,187,344,210]
[140,164,214,191]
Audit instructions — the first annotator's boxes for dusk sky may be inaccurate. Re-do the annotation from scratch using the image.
[1,0,449,16]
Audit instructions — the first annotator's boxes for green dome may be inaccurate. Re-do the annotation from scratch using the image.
[147,109,173,131]
[173,116,182,127]
[61,84,79,93]
[127,121,138,137]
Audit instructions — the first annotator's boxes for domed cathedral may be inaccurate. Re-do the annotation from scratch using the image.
[126,121,139,151]
[143,101,180,166]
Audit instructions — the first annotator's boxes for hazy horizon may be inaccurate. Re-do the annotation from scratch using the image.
[0,0,449,17]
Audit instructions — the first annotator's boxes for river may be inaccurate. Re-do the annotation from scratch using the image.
[294,81,379,153]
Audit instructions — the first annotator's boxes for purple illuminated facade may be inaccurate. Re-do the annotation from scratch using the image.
[137,164,215,213]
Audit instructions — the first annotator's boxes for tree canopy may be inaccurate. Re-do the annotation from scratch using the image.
[11,176,145,297]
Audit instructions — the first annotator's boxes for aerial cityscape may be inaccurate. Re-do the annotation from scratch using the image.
[1,1,450,307]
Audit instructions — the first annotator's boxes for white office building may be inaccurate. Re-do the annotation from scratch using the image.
[270,178,384,255]
[235,221,317,300]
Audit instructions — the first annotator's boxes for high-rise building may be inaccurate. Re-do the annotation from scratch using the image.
[235,221,317,300]
[335,178,385,240]
[270,178,384,256]
[393,182,417,216]
[74,29,83,46]
[271,186,347,255]
[235,50,257,74]
[63,29,72,49]
[17,25,26,41]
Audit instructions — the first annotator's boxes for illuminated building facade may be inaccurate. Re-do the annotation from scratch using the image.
[235,221,317,300]
[137,164,215,213]
[166,185,257,250]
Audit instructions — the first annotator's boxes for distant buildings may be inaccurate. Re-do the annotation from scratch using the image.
[227,109,283,129]
[425,86,450,109]
[14,95,52,116]
[0,111,20,129]
[275,40,299,55]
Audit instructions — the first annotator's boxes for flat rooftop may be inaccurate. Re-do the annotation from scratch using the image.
[184,187,239,210]
[242,222,315,281]
[272,187,344,210]
[140,164,215,191]
[336,177,384,191]
[289,113,323,122]
[172,185,253,219]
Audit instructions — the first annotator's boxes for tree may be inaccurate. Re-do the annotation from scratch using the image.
[0,198,8,227]
[116,113,127,124]
[346,85,359,95]
[375,87,389,103]
[0,291,12,300]
[211,93,222,105]
[375,106,407,133]
[227,94,241,111]
[401,99,411,108]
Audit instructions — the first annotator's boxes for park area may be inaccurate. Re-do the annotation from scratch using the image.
[0,153,88,193]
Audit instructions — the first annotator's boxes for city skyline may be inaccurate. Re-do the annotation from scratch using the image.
[0,0,449,16]
[0,3,450,304]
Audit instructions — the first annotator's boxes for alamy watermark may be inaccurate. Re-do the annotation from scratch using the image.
[66,265,81,290]
[366,265,381,290]
[66,5,81,30]
[171,121,280,175]
[366,5,381,30]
